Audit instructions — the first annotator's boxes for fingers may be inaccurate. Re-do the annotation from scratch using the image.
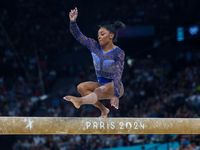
[69,7,78,20]
[111,99,119,109]
[113,101,118,109]
[69,7,78,21]
[115,102,119,109]
[69,12,72,18]
[70,7,77,13]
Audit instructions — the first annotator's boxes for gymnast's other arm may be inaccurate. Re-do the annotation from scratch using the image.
[110,49,125,109]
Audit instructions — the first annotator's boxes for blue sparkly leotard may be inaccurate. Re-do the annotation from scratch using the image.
[70,21,125,98]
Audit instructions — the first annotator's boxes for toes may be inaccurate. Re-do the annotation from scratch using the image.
[63,96,70,101]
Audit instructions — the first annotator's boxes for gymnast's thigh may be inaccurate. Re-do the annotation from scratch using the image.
[79,81,102,92]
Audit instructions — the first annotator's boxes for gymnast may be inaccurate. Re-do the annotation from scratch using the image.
[64,7,125,118]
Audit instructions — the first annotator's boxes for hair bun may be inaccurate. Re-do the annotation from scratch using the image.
[113,21,126,30]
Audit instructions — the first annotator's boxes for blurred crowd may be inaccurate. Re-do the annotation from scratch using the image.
[1,0,200,150]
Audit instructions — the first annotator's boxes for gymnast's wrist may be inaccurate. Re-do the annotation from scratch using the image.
[113,95,119,99]
[70,20,76,22]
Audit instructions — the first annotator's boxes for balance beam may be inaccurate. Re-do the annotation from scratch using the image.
[0,117,199,134]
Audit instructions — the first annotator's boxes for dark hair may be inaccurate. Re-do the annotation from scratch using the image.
[99,21,126,42]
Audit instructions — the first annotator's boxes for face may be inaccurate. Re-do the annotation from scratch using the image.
[98,27,114,45]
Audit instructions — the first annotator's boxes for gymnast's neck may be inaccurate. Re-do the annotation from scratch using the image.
[101,43,118,53]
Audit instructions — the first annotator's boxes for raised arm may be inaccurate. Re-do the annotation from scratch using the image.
[69,7,97,50]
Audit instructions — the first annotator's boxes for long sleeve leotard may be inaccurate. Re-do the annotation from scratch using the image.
[70,21,125,98]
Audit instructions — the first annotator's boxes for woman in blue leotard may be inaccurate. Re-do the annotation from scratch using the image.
[64,7,125,118]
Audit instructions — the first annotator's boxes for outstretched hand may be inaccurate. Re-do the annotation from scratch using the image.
[110,97,119,109]
[69,7,78,22]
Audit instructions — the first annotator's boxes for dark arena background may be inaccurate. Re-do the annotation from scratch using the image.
[1,0,200,150]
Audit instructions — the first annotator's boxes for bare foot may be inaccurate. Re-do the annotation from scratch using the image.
[99,108,110,118]
[63,96,83,109]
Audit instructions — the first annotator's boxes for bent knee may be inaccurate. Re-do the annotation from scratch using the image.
[77,83,87,93]
[94,86,110,95]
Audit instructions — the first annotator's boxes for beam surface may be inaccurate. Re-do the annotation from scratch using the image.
[0,117,199,134]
